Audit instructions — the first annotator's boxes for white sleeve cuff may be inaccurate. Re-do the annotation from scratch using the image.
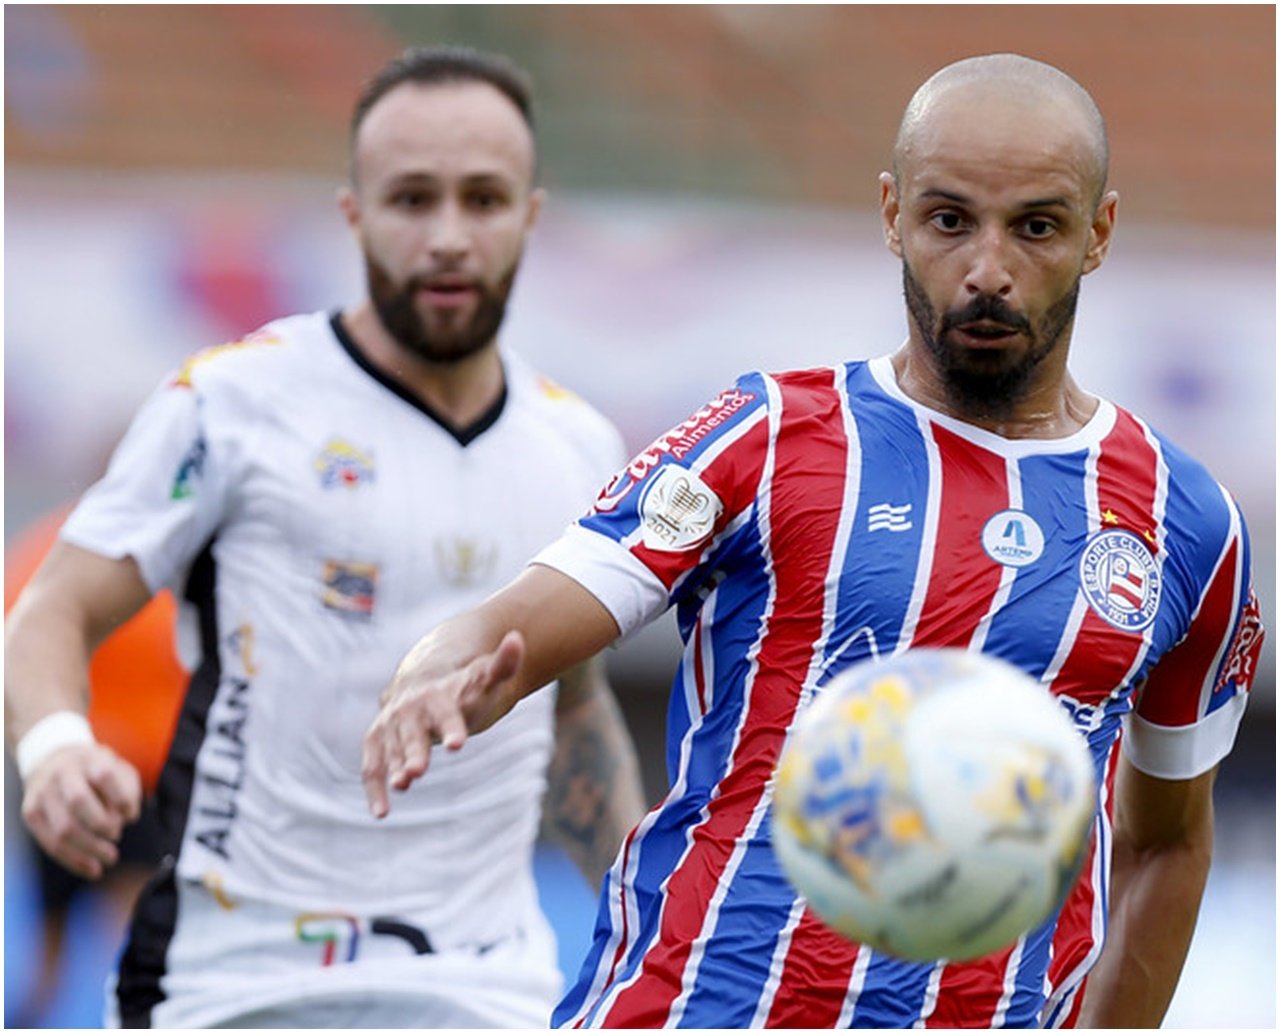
[1122,693,1249,779]
[531,525,670,639]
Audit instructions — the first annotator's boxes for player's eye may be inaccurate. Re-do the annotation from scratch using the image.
[392,189,432,211]
[1022,217,1057,239]
[468,190,507,211]
[930,211,967,233]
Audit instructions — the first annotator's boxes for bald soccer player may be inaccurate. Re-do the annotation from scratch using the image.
[364,54,1262,1028]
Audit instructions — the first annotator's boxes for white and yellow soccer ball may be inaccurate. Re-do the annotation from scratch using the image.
[771,648,1097,962]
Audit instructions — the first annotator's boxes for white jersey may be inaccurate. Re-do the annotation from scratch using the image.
[62,311,625,1026]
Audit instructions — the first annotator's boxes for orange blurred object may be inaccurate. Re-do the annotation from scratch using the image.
[5,507,186,794]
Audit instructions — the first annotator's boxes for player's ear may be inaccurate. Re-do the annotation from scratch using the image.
[525,186,547,232]
[1083,190,1118,275]
[337,185,361,233]
[879,172,903,258]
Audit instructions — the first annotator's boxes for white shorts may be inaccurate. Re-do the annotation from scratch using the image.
[107,872,563,1028]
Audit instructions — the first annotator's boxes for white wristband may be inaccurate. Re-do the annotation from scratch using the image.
[15,711,95,781]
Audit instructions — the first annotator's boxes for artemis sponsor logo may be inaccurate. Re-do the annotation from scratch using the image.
[982,510,1046,568]
[640,465,723,552]
[1079,529,1161,632]
[594,388,756,513]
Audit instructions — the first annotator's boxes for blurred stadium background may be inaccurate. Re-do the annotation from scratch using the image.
[4,4,1274,1027]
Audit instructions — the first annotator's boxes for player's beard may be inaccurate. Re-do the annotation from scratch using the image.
[366,252,521,366]
[902,259,1079,418]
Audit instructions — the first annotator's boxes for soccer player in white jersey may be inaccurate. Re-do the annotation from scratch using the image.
[5,46,645,1028]
[363,55,1263,1029]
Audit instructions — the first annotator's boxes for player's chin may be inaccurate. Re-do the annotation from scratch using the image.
[423,340,489,366]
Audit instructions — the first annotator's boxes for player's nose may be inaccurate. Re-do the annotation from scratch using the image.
[426,198,471,262]
[962,226,1015,298]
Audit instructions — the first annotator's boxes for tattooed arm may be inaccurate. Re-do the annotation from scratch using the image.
[543,656,647,891]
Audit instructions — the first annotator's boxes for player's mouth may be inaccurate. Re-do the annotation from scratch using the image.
[952,321,1021,347]
[418,276,480,309]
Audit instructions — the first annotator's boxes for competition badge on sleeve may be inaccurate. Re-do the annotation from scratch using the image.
[640,465,723,552]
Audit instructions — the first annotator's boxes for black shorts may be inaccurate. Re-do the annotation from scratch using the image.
[32,800,165,915]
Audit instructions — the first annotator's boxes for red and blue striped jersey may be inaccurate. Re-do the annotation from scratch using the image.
[536,357,1262,1029]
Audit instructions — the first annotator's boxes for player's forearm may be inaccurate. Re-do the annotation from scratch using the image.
[1078,832,1212,1027]
[4,589,96,751]
[545,683,647,890]
[5,544,152,752]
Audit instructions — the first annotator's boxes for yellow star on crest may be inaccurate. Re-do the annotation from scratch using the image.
[1101,509,1120,525]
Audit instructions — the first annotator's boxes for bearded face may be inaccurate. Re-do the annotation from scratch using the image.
[365,250,522,366]
[902,258,1080,416]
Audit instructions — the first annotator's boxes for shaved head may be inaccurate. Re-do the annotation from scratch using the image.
[893,54,1109,206]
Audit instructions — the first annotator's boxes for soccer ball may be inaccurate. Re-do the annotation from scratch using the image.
[770,648,1096,962]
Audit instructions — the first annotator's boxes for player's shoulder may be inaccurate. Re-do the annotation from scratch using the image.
[755,361,870,407]
[169,311,331,393]
[1122,404,1249,554]
[504,350,619,438]
[1132,408,1235,508]
[766,360,865,385]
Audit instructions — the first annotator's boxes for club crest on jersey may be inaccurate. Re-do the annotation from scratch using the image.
[321,560,378,619]
[982,509,1045,568]
[1079,530,1161,632]
[315,439,375,490]
[640,465,723,552]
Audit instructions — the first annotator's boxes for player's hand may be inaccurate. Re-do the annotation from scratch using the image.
[20,742,143,880]
[362,630,526,819]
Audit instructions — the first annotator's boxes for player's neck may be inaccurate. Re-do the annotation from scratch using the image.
[890,341,1098,440]
[343,303,506,431]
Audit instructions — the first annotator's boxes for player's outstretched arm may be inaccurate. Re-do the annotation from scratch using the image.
[362,564,621,818]
[4,542,149,879]
[1077,755,1216,1028]
[543,655,647,890]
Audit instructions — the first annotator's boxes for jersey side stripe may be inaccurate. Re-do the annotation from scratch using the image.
[601,371,850,1026]
[116,540,219,1025]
